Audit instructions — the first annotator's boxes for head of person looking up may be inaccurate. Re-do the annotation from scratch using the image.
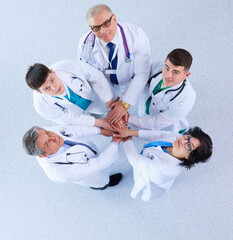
[162,48,193,87]
[25,63,65,96]
[22,126,64,158]
[167,126,213,169]
[87,4,117,43]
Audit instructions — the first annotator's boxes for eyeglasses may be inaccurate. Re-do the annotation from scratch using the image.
[90,15,113,32]
[183,132,194,152]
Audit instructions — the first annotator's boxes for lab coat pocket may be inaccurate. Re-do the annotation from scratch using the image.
[128,53,134,77]
[66,152,89,164]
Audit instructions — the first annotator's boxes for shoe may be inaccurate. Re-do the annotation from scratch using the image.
[109,173,122,187]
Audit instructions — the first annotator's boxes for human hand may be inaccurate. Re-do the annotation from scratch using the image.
[100,128,113,137]
[112,118,127,128]
[112,136,122,145]
[106,99,114,109]
[112,125,131,138]
[122,136,132,142]
[95,118,113,130]
[107,101,128,123]
[123,112,130,123]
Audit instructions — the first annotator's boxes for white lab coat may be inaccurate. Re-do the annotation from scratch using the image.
[33,60,113,126]
[78,23,151,105]
[122,131,183,201]
[36,125,119,188]
[133,61,196,132]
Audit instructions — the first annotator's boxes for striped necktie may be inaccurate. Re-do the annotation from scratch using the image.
[107,42,118,85]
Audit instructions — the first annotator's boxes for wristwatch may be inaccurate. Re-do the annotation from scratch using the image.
[121,100,130,109]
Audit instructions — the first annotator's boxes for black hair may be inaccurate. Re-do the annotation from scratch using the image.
[180,127,213,169]
[166,48,193,71]
[25,63,51,90]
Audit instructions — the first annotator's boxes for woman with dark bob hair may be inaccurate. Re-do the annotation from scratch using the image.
[113,126,213,201]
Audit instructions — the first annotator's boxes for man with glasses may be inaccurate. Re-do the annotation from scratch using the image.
[25,60,113,128]
[112,126,213,201]
[78,4,151,126]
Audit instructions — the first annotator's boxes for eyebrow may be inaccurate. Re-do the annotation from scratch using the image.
[42,75,52,91]
[190,139,194,149]
[165,64,181,73]
[92,17,111,27]
[44,130,49,147]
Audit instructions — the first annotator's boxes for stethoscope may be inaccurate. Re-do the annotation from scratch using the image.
[53,134,97,165]
[53,152,90,165]
[82,23,131,63]
[149,71,187,103]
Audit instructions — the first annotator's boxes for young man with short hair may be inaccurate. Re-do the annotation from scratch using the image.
[26,60,113,129]
[129,48,196,133]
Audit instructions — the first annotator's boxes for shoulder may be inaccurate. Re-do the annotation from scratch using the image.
[79,31,96,49]
[183,79,196,98]
[150,61,164,76]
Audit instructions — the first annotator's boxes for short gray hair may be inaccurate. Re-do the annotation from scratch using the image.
[86,4,113,20]
[22,126,45,156]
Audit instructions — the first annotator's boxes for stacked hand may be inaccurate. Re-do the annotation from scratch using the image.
[107,97,130,129]
[112,125,132,142]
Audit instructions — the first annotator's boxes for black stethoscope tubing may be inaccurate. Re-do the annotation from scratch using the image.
[149,71,186,102]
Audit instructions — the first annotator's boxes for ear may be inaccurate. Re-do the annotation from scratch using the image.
[36,90,42,93]
[113,14,117,22]
[185,71,191,78]
[39,153,49,158]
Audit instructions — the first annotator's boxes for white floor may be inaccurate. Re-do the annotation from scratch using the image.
[1,1,233,239]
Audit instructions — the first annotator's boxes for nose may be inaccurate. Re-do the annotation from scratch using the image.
[49,136,57,144]
[51,86,56,91]
[180,137,187,146]
[99,26,106,34]
[166,71,172,79]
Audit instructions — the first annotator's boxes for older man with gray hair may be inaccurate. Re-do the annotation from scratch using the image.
[22,125,122,190]
[78,4,151,126]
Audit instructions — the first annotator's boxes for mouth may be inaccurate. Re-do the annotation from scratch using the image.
[164,78,172,83]
[56,86,61,94]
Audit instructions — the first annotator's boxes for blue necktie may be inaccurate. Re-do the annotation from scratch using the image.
[107,42,118,85]
[141,141,173,154]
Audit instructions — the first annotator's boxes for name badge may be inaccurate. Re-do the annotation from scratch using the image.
[105,69,117,75]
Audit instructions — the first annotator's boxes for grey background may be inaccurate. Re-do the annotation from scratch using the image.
[1,0,233,239]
